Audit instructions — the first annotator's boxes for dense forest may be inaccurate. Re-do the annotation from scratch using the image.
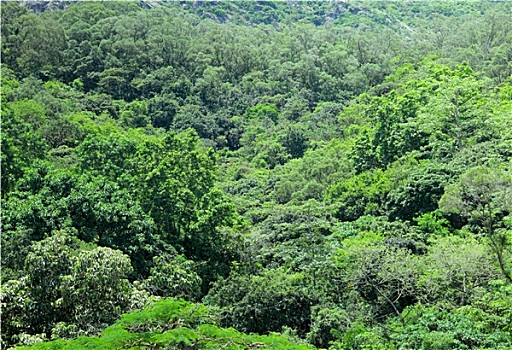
[1,1,512,349]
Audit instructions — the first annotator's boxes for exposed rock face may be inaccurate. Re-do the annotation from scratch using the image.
[17,0,76,13]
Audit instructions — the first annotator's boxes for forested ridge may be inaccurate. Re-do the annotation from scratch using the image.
[1,1,512,349]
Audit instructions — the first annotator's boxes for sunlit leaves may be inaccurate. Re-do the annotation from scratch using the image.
[18,298,315,350]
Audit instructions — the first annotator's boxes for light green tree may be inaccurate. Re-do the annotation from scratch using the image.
[440,166,512,283]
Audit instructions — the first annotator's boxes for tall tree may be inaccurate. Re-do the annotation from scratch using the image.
[440,166,512,283]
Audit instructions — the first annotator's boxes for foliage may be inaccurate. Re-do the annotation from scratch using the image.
[17,298,315,350]
[2,1,512,349]
[440,166,512,283]
[1,233,135,345]
[207,268,317,338]
[144,254,202,301]
[387,284,512,349]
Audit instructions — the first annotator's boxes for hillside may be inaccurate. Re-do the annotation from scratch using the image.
[1,1,512,349]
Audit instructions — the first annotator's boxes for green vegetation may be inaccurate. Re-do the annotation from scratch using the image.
[15,298,314,350]
[1,1,511,349]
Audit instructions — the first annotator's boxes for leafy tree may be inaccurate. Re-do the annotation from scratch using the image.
[119,100,149,128]
[1,233,134,346]
[2,164,156,276]
[1,103,47,198]
[76,134,137,182]
[3,2,512,348]
[371,89,427,167]
[279,124,309,159]
[144,254,202,301]
[307,304,351,349]
[1,2,66,78]
[419,63,491,158]
[385,161,453,222]
[18,298,316,350]
[207,268,317,338]
[58,247,134,337]
[147,94,179,129]
[97,67,135,101]
[335,233,421,326]
[1,233,76,345]
[387,284,512,350]
[327,169,393,222]
[65,176,156,276]
[172,104,218,140]
[418,236,499,306]
[440,166,512,283]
